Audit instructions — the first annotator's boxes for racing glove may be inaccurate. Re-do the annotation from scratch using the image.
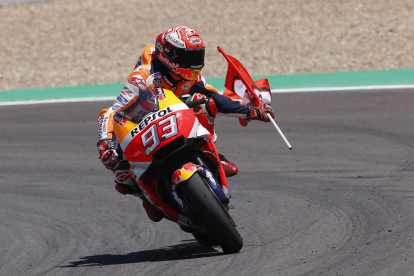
[247,103,275,122]
[97,139,119,171]
[185,93,218,115]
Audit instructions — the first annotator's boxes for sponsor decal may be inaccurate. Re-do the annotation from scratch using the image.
[113,113,127,126]
[172,163,198,185]
[130,107,174,137]
[171,182,184,207]
[116,94,129,105]
[148,72,162,87]
[102,117,108,130]
[99,116,104,128]
[131,76,147,91]
[190,38,202,44]
[159,54,178,70]
[152,72,162,79]
[175,67,193,80]
[122,88,133,97]
[122,87,132,94]
[165,34,185,48]
[181,83,191,90]
[192,93,205,100]
[205,170,218,187]
[162,75,174,86]
[157,89,166,101]
[172,170,182,185]
[115,171,131,183]
[153,78,162,86]
[160,55,196,78]
[99,115,108,140]
[156,42,163,53]
[183,163,197,173]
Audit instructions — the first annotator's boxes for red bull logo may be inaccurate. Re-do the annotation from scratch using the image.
[183,163,197,173]
[172,169,182,185]
[172,163,198,185]
[174,68,193,80]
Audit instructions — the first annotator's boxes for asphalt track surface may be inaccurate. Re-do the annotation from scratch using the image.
[1,90,414,276]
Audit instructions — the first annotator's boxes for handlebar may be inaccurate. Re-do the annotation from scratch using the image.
[186,98,207,108]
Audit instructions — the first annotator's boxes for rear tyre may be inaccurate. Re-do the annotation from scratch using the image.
[178,173,243,253]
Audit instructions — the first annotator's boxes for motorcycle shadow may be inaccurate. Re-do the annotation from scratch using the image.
[61,240,223,267]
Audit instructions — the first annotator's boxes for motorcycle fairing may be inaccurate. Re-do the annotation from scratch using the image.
[113,91,201,163]
[112,89,233,231]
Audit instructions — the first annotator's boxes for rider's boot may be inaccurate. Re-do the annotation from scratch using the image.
[141,197,164,222]
[114,160,141,195]
[114,160,163,222]
[218,153,238,177]
[116,183,164,222]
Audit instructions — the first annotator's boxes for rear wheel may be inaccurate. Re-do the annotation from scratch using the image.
[178,173,243,253]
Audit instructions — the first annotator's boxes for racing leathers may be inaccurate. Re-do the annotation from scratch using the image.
[97,45,262,200]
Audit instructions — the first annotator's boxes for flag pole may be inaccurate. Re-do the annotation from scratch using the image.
[218,46,293,150]
[268,116,292,150]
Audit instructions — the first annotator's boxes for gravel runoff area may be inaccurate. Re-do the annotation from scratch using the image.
[0,0,413,91]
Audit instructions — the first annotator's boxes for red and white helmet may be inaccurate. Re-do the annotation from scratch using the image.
[156,26,205,81]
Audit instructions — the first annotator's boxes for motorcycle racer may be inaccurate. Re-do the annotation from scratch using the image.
[97,26,274,222]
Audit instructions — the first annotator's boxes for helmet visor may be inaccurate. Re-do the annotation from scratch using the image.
[174,47,205,69]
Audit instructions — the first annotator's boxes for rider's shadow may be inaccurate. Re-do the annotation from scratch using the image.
[61,240,222,267]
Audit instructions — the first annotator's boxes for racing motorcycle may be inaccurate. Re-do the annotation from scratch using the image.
[112,88,243,254]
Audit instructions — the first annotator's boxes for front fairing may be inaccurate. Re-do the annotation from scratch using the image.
[113,89,200,163]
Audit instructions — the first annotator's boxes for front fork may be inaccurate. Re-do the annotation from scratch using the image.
[171,139,230,207]
[199,134,229,197]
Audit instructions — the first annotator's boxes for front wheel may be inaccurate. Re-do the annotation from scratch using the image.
[178,173,243,253]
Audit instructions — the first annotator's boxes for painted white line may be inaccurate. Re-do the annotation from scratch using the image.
[0,97,116,106]
[271,84,414,93]
[1,85,414,106]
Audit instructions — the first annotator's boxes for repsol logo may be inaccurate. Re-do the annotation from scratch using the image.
[131,107,173,137]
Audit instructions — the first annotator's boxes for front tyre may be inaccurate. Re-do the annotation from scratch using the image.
[178,173,243,253]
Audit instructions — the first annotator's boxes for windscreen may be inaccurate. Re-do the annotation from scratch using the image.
[127,88,160,123]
